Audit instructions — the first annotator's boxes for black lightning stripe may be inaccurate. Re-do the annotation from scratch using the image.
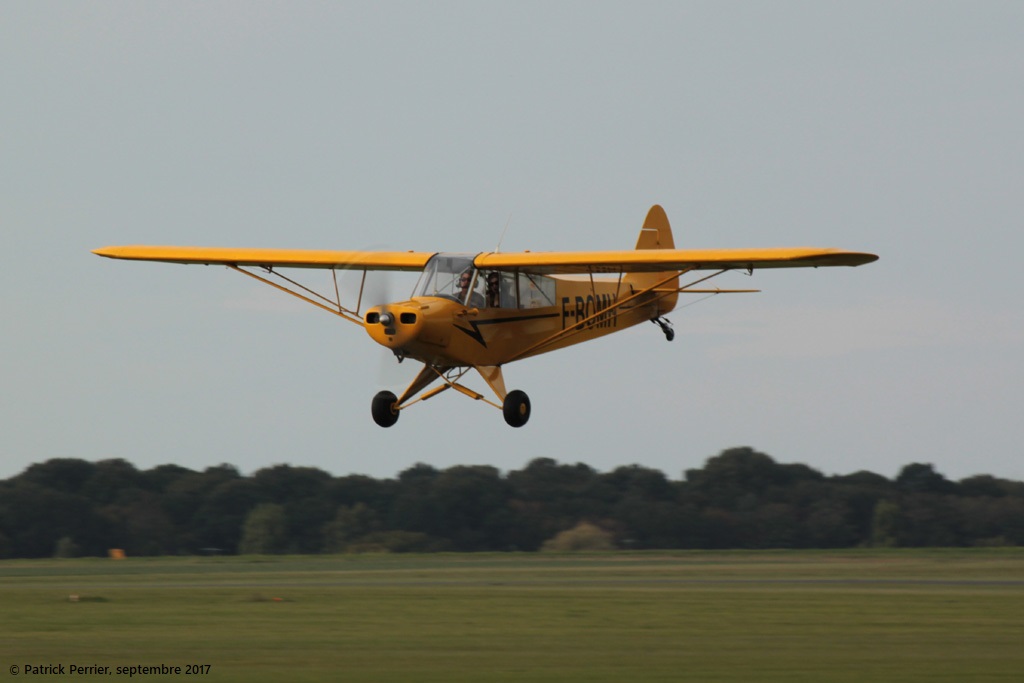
[453,312,560,347]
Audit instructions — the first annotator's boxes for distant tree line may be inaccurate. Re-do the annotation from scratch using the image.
[1,447,1022,558]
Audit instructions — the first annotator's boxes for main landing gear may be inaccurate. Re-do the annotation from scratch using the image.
[371,390,400,427]
[371,387,532,428]
[502,389,531,428]
[651,316,675,341]
[370,365,532,428]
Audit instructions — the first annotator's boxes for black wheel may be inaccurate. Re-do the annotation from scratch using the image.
[371,390,400,427]
[502,389,531,428]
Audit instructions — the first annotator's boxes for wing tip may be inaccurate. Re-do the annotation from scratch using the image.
[850,252,880,266]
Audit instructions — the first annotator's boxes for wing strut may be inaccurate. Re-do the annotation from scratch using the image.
[229,266,366,326]
[505,268,742,363]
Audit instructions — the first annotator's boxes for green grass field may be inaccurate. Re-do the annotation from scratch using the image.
[3,550,1023,682]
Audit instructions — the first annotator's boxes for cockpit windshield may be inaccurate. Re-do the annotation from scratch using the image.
[413,254,481,305]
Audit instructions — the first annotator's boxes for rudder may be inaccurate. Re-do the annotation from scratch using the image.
[634,204,675,250]
[624,205,678,314]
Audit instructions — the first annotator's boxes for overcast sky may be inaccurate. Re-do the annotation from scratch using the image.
[3,2,1022,483]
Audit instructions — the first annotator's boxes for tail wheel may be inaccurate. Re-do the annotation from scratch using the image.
[371,390,400,428]
[502,390,531,428]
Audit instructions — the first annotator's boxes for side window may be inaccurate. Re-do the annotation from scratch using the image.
[518,273,556,308]
[499,272,517,308]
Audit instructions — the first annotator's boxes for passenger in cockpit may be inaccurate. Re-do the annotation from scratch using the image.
[485,271,501,308]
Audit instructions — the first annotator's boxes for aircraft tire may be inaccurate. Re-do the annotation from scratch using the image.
[371,390,400,428]
[502,390,531,428]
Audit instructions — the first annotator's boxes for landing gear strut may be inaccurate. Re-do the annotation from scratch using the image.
[651,316,675,341]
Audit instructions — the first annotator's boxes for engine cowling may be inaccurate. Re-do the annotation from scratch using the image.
[364,303,423,352]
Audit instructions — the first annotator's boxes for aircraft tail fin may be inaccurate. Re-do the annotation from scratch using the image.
[633,204,675,250]
[624,205,678,314]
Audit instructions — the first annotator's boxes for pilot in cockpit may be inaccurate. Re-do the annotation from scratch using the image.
[456,270,471,300]
[457,269,485,308]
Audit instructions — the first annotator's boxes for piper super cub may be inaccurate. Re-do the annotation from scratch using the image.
[94,205,877,427]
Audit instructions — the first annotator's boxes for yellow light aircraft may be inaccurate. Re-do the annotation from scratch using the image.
[94,205,877,428]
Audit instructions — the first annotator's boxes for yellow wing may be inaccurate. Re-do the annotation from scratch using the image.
[92,245,434,271]
[474,247,878,274]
